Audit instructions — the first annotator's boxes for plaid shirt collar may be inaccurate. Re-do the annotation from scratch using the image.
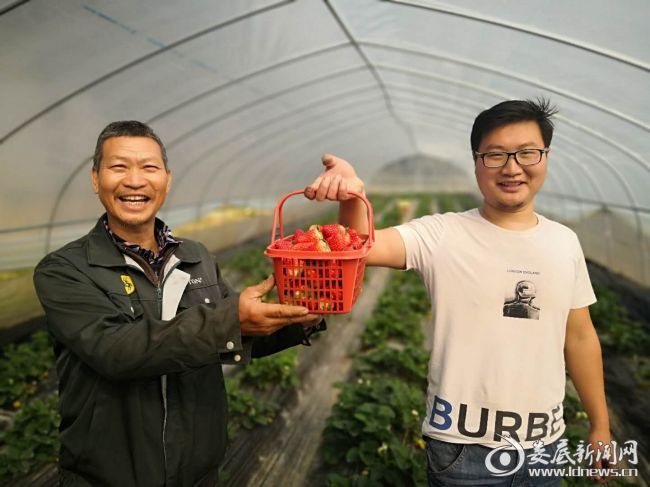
[102,215,181,268]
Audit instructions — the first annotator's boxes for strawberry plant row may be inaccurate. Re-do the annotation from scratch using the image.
[0,394,59,478]
[224,349,301,440]
[320,195,436,486]
[0,331,53,410]
[322,268,431,486]
[0,331,58,480]
[590,283,649,359]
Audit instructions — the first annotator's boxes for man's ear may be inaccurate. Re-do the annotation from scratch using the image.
[91,168,99,194]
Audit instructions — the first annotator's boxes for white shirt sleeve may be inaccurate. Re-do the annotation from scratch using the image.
[395,214,445,273]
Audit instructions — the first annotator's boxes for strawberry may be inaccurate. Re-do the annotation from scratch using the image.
[314,239,331,252]
[284,260,302,277]
[326,268,341,279]
[348,228,363,249]
[318,299,332,312]
[273,239,292,250]
[294,230,318,245]
[308,228,323,241]
[309,225,324,240]
[326,232,347,251]
[293,242,316,251]
[321,224,342,239]
[342,230,351,246]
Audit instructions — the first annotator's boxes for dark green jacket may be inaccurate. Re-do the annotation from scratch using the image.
[33,218,311,487]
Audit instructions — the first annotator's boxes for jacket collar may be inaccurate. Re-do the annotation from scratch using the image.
[87,216,202,267]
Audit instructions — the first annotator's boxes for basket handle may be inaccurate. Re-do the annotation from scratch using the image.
[269,190,375,247]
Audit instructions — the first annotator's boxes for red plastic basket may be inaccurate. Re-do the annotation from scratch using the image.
[264,190,374,314]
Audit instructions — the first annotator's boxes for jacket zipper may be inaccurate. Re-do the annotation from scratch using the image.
[157,260,180,481]
[123,248,180,482]
[156,286,163,317]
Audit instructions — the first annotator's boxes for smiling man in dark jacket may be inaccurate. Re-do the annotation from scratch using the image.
[34,121,321,487]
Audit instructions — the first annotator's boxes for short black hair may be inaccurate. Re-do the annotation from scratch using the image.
[470,98,558,155]
[92,120,168,170]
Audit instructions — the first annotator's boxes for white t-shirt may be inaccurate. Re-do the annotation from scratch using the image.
[396,208,596,449]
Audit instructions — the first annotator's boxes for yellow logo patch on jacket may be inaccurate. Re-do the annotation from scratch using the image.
[120,275,135,295]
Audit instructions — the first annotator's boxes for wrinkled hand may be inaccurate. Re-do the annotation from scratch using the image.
[304,153,365,202]
[239,275,319,336]
[587,427,612,484]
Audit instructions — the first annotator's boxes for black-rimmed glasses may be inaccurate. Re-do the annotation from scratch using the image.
[474,148,549,168]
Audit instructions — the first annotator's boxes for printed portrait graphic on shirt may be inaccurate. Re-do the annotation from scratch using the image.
[503,269,541,320]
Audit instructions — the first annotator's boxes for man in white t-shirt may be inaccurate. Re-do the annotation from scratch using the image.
[305,99,610,486]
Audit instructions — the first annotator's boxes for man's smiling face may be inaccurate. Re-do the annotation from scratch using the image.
[91,136,172,232]
[474,120,548,214]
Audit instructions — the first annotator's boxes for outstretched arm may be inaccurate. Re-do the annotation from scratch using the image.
[304,154,406,269]
[35,257,317,380]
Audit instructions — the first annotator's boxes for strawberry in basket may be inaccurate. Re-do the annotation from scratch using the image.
[271,224,362,252]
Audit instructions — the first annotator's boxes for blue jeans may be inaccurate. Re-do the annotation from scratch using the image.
[425,436,563,487]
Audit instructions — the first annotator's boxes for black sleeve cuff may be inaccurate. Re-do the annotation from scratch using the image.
[248,318,327,359]
[302,318,327,345]
[220,337,253,365]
